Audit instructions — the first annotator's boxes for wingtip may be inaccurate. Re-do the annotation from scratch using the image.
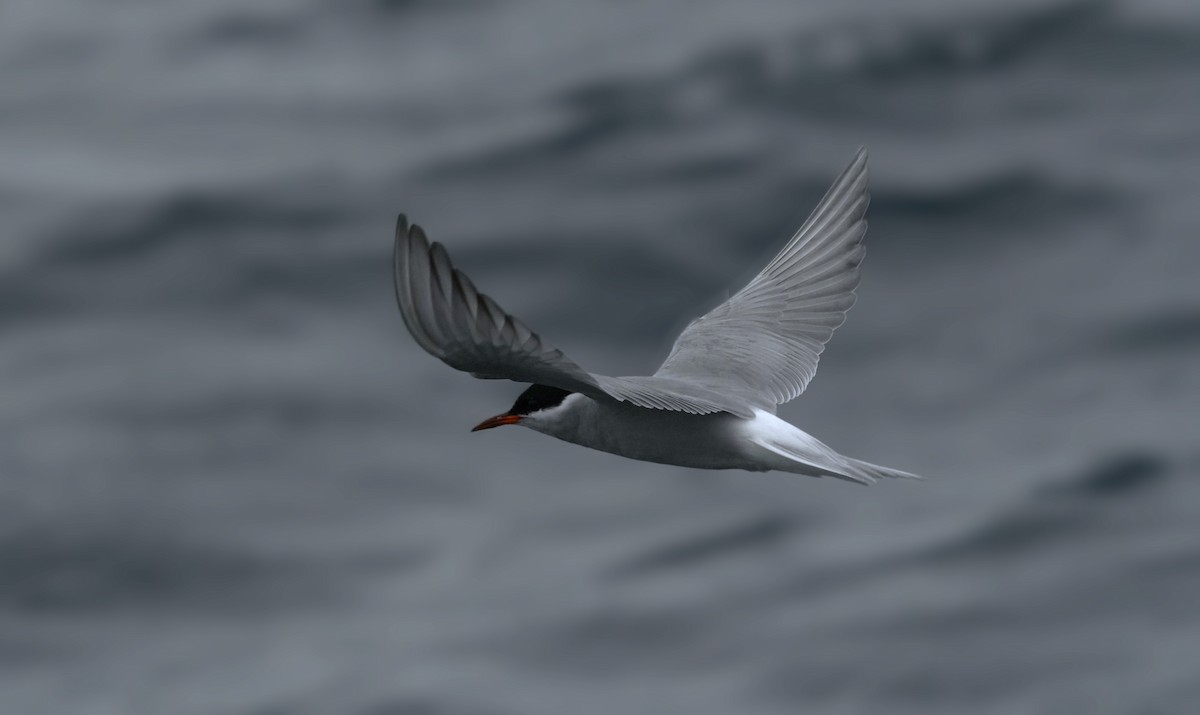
[396,214,433,246]
[393,214,425,279]
[395,214,422,259]
[397,217,432,253]
[850,145,869,174]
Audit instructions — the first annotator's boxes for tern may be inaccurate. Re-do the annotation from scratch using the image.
[393,147,921,484]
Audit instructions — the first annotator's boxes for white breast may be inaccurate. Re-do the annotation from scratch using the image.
[520,394,764,470]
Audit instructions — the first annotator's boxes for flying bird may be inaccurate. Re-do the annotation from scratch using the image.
[393,148,921,484]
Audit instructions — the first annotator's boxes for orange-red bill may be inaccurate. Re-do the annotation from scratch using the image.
[471,413,522,432]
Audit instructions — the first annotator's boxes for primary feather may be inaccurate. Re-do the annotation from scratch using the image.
[655,146,870,407]
[393,147,871,418]
[393,217,752,416]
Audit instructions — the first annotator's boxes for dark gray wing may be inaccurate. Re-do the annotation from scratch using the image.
[654,147,870,407]
[393,216,755,417]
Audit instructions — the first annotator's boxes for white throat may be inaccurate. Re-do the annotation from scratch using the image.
[519,392,589,439]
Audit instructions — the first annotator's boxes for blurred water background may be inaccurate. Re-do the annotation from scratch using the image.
[3,0,1200,713]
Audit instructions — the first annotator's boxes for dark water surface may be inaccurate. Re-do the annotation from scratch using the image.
[4,0,1200,713]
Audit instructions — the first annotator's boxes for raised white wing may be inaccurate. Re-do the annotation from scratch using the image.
[393,216,756,417]
[655,147,870,406]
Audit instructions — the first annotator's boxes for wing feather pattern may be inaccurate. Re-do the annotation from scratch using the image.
[655,147,871,407]
[394,216,600,391]
[393,217,755,417]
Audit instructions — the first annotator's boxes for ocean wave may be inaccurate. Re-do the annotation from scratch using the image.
[1041,451,1168,499]
[609,513,798,578]
[926,452,1168,562]
[0,525,325,614]
[39,186,349,268]
[0,179,380,325]
[1090,309,1200,355]
[870,168,1116,220]
[423,0,1122,184]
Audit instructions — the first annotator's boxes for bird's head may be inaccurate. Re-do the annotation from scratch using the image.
[471,384,575,432]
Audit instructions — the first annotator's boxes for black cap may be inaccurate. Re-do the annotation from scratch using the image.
[510,384,573,416]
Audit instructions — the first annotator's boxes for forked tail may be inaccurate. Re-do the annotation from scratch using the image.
[744,411,924,485]
[831,455,924,485]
